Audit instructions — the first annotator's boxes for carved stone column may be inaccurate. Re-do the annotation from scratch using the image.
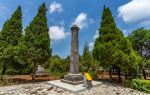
[61,25,83,85]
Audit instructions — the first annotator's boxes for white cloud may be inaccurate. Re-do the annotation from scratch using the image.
[49,26,69,41]
[121,29,133,37]
[23,29,25,34]
[49,1,63,14]
[72,12,88,29]
[89,42,94,51]
[118,0,150,25]
[89,30,99,50]
[93,30,99,40]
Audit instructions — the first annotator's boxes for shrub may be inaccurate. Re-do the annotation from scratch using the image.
[6,68,18,75]
[5,63,32,75]
[131,79,150,93]
[123,79,132,87]
[89,70,98,80]
[48,55,69,79]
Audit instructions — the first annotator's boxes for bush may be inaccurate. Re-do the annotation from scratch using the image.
[89,70,98,80]
[5,63,32,75]
[50,72,67,79]
[131,79,150,93]
[6,68,18,75]
[123,79,132,87]
[48,55,69,78]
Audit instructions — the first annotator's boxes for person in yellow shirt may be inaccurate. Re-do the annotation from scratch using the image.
[83,72,93,89]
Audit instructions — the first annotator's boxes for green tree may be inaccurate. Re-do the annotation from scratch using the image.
[0,6,22,46]
[25,3,51,81]
[128,28,150,79]
[93,6,140,82]
[0,6,22,77]
[128,28,148,55]
[80,42,93,72]
[114,38,141,80]
[12,35,32,75]
[49,55,69,78]
[93,6,121,81]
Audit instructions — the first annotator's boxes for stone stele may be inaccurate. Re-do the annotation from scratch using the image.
[61,25,83,85]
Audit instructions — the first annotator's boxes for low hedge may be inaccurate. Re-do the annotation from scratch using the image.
[131,79,150,93]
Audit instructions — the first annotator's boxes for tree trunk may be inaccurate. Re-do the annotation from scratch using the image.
[1,66,6,80]
[109,69,112,82]
[122,72,125,82]
[140,46,147,79]
[117,68,121,82]
[125,73,128,79]
[32,62,37,81]
[142,69,146,79]
[112,68,115,74]
[2,66,6,75]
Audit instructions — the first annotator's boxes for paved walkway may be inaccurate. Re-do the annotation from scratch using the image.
[0,82,149,95]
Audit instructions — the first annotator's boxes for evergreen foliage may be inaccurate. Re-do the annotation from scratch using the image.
[128,28,150,58]
[0,6,23,76]
[92,6,141,81]
[93,6,121,69]
[25,3,51,80]
[0,6,22,46]
[80,42,93,72]
[128,28,150,79]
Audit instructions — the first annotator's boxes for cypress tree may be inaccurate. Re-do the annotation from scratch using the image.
[81,42,93,72]
[25,3,51,81]
[93,6,121,80]
[0,6,22,46]
[92,6,140,82]
[0,6,22,76]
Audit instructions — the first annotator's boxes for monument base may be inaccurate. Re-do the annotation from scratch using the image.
[61,73,83,85]
[48,80,102,93]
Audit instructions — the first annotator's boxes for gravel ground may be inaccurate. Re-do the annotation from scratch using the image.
[0,82,149,95]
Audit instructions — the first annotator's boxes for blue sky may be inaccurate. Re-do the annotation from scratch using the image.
[0,0,150,58]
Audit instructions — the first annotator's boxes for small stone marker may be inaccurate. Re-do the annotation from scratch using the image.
[35,65,48,77]
[36,65,45,75]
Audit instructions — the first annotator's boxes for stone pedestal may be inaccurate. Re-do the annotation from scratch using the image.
[62,73,83,85]
[61,25,83,85]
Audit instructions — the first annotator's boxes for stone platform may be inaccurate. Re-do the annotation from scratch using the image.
[47,80,102,93]
[61,73,83,85]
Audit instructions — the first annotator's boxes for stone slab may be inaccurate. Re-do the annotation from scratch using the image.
[47,80,102,93]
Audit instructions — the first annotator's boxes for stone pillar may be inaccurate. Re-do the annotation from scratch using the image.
[61,25,83,85]
[70,25,79,74]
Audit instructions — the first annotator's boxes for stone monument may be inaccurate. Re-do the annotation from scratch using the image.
[35,65,48,77]
[36,65,45,75]
[61,25,83,85]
